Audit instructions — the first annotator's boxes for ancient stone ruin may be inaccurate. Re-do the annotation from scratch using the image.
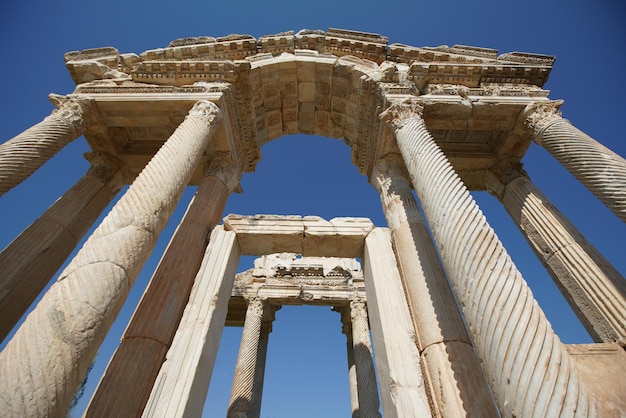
[1,28,625,417]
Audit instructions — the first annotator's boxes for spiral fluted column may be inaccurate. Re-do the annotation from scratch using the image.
[249,319,272,418]
[228,297,265,418]
[0,151,128,342]
[526,101,626,222]
[488,166,626,344]
[372,154,498,417]
[349,299,382,418]
[0,100,222,418]
[0,96,92,196]
[380,99,594,417]
[85,152,240,417]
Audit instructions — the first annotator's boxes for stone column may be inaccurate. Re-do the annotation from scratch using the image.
[363,228,432,418]
[348,299,381,418]
[525,101,626,223]
[372,154,498,417]
[85,153,240,417]
[486,163,626,344]
[142,226,240,418]
[0,96,93,196]
[228,297,265,418]
[248,318,273,418]
[380,99,594,417]
[334,306,360,417]
[0,151,128,342]
[0,100,222,418]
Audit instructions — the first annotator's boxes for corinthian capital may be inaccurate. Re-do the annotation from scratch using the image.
[350,299,368,321]
[85,151,131,193]
[48,94,96,134]
[379,98,423,127]
[188,100,222,124]
[371,153,409,192]
[204,152,241,191]
[524,100,564,139]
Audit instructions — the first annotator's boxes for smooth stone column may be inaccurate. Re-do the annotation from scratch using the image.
[248,318,272,418]
[335,306,360,417]
[0,96,93,196]
[349,299,381,418]
[525,101,626,222]
[85,153,240,417]
[0,151,128,342]
[372,154,498,417]
[142,226,240,418]
[380,99,594,417]
[486,165,626,344]
[228,297,265,418]
[0,100,222,418]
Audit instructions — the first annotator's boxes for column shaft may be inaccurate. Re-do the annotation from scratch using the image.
[228,298,264,418]
[86,153,238,417]
[336,307,360,417]
[0,152,126,342]
[142,226,240,418]
[349,300,381,418]
[372,154,498,417]
[381,100,593,417]
[248,322,271,418]
[526,102,626,222]
[499,173,626,343]
[0,97,91,196]
[0,100,222,418]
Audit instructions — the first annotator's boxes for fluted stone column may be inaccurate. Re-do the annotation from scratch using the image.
[363,229,432,418]
[372,154,498,417]
[249,319,272,418]
[335,306,360,417]
[525,101,626,222]
[228,297,265,418]
[142,226,240,418]
[349,299,381,418]
[0,96,93,196]
[0,100,223,418]
[0,151,128,342]
[380,99,594,417]
[486,164,626,344]
[85,153,240,417]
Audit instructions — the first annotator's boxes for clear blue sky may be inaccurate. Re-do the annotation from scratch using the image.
[1,1,624,417]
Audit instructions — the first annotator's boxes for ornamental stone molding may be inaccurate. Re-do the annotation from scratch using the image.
[1,28,625,418]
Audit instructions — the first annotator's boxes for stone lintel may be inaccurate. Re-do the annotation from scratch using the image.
[222,214,374,257]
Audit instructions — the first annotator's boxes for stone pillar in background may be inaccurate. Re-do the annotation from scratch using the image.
[380,99,593,417]
[0,151,128,342]
[86,152,240,417]
[363,228,432,418]
[349,299,381,418]
[486,163,626,344]
[372,154,498,417]
[335,306,360,417]
[0,96,93,196]
[228,297,265,418]
[0,100,223,418]
[248,317,273,418]
[142,226,240,418]
[525,101,626,222]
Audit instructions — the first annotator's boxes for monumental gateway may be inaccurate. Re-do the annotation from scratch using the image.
[0,28,625,417]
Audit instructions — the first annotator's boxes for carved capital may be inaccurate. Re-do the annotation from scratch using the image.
[187,100,222,124]
[379,98,423,127]
[84,151,131,192]
[48,94,96,134]
[245,297,264,318]
[350,299,368,321]
[524,100,563,144]
[371,153,410,192]
[204,152,241,191]
[484,160,528,200]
